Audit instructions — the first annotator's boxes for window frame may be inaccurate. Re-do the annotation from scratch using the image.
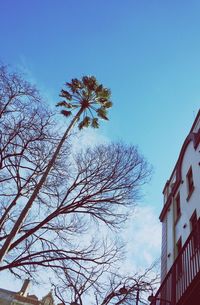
[175,192,181,223]
[190,210,197,231]
[190,210,199,252]
[186,166,194,201]
[176,237,182,277]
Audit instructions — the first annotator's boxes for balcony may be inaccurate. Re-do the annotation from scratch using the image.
[151,219,200,305]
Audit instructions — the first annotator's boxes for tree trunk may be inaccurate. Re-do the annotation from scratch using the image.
[0,107,84,263]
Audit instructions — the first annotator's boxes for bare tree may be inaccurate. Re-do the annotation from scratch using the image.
[52,262,160,305]
[0,72,112,262]
[0,66,152,294]
[0,65,58,243]
[0,142,151,277]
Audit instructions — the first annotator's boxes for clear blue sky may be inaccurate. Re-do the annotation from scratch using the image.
[0,0,200,294]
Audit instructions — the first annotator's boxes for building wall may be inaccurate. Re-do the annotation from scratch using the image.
[166,201,174,271]
[175,141,200,246]
[0,281,54,305]
[160,112,200,278]
[160,218,167,281]
[0,289,15,305]
[163,141,200,273]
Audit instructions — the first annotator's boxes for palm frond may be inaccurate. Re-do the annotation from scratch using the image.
[96,84,103,93]
[78,121,85,130]
[91,118,99,128]
[98,88,111,99]
[60,90,72,100]
[97,107,109,120]
[78,116,91,129]
[56,101,73,108]
[60,110,72,117]
[103,101,113,108]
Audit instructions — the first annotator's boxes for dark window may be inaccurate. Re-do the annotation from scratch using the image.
[177,238,182,255]
[190,210,198,251]
[176,238,182,276]
[186,167,194,200]
[175,193,181,222]
[190,210,197,230]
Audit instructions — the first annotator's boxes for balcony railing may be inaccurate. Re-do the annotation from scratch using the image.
[151,218,200,305]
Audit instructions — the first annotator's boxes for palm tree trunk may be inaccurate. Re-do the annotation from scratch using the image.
[0,107,84,263]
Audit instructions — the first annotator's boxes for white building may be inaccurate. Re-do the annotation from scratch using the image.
[150,110,200,305]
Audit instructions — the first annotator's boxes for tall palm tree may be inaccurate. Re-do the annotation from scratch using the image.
[0,76,112,262]
[57,76,112,129]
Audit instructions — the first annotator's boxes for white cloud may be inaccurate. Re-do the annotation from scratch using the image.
[71,127,109,152]
[119,205,161,275]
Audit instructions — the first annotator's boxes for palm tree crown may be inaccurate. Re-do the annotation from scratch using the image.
[56,76,112,129]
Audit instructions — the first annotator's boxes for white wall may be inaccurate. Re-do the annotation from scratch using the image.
[161,139,200,273]
[175,141,200,246]
[166,203,174,271]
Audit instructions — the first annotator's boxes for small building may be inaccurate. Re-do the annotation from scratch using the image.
[0,279,55,305]
[150,110,200,305]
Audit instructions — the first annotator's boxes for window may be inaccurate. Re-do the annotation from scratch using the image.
[190,210,197,230]
[190,210,199,251]
[186,167,194,201]
[175,192,181,222]
[176,237,182,256]
[176,237,182,276]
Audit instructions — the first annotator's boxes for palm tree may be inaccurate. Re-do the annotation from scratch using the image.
[0,76,112,262]
[57,76,112,129]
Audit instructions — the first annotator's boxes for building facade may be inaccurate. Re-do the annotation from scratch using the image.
[0,279,55,305]
[150,110,200,305]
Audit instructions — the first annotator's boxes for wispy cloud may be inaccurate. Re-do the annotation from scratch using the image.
[119,205,161,275]
[71,127,109,151]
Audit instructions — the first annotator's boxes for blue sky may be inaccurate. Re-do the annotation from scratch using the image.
[0,0,200,296]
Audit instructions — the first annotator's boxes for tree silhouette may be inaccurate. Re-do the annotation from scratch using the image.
[0,75,112,263]
[52,262,159,305]
[0,67,152,300]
